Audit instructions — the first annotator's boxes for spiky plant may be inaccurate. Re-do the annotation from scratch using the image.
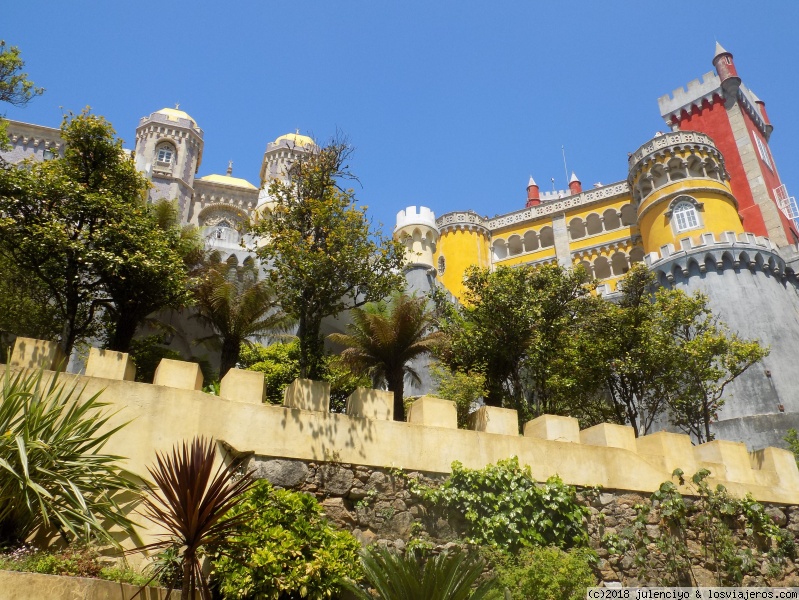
[344,546,496,600]
[136,436,254,600]
[328,292,443,421]
[0,368,139,546]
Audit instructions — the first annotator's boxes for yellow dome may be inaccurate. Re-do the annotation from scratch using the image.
[156,107,197,125]
[274,132,315,148]
[197,173,257,190]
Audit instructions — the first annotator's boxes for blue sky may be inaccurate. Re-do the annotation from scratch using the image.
[4,1,799,234]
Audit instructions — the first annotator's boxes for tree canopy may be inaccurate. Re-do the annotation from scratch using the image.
[250,138,406,379]
[0,40,44,149]
[0,110,192,356]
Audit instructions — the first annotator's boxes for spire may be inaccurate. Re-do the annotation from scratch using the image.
[713,41,729,59]
[526,175,541,207]
[568,172,582,195]
[226,160,233,176]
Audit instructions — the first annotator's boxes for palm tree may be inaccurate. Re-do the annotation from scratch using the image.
[193,261,292,378]
[328,292,443,421]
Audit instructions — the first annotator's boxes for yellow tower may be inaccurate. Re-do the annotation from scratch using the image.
[435,211,491,301]
[628,131,744,254]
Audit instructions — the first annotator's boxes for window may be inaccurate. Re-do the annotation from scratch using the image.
[156,143,175,165]
[754,133,773,171]
[673,201,700,232]
[438,255,446,275]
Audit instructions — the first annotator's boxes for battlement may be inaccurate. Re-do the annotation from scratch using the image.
[658,71,721,119]
[5,337,799,506]
[638,230,799,289]
[395,205,438,232]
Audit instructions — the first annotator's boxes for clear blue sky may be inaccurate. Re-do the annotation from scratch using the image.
[5,1,799,234]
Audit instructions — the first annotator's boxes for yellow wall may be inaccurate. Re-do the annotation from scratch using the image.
[637,180,744,254]
[435,228,490,301]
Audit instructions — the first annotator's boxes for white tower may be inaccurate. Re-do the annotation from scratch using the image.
[394,206,439,269]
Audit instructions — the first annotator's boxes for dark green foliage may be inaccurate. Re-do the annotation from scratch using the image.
[238,340,370,411]
[212,479,362,600]
[128,335,183,383]
[487,546,597,600]
[415,458,589,551]
[137,437,255,600]
[329,292,443,421]
[344,546,496,600]
[0,369,139,546]
[785,429,799,466]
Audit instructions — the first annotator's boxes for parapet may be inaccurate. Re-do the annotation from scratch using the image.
[642,231,795,282]
[658,71,721,121]
[395,206,438,232]
[3,343,798,505]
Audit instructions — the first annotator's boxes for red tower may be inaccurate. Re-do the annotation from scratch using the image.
[526,176,540,207]
[658,43,799,245]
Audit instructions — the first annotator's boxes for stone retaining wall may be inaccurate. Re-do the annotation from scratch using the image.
[252,456,799,587]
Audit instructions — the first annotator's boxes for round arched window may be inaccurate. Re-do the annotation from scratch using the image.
[438,255,446,275]
[673,201,700,232]
[155,143,175,165]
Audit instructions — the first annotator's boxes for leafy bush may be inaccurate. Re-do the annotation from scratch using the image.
[128,335,183,383]
[344,546,496,600]
[0,369,139,546]
[0,543,149,586]
[212,479,362,600]
[238,340,369,411]
[487,546,597,600]
[415,457,588,551]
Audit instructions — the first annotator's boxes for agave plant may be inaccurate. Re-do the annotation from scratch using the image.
[136,436,254,600]
[344,546,496,600]
[0,368,139,546]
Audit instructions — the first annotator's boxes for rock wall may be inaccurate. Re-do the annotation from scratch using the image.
[251,455,799,587]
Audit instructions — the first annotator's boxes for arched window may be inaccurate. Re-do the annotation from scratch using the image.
[673,201,700,232]
[155,142,175,166]
[438,255,446,275]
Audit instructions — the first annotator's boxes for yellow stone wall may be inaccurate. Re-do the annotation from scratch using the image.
[434,227,491,300]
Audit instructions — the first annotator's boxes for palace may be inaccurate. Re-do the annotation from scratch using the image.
[393,44,799,450]
[3,44,799,450]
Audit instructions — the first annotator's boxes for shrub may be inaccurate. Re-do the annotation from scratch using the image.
[344,546,496,600]
[212,479,362,600]
[415,457,589,551]
[488,546,597,600]
[0,369,139,546]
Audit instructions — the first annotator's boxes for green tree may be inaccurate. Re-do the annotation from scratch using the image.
[0,110,151,357]
[193,262,292,378]
[660,289,768,443]
[429,363,486,429]
[328,292,443,421]
[250,138,406,379]
[98,198,200,352]
[434,264,598,422]
[0,40,44,149]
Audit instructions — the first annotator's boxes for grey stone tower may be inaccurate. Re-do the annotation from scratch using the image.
[134,107,204,221]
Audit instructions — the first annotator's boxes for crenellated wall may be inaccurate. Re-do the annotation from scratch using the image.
[5,337,799,510]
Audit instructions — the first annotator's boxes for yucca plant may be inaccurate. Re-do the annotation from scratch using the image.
[0,368,139,546]
[344,546,496,600]
[136,436,254,600]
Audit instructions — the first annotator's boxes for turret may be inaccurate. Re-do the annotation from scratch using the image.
[257,132,316,210]
[568,172,582,195]
[135,106,204,218]
[628,130,743,254]
[526,176,540,207]
[394,206,439,269]
[712,42,741,99]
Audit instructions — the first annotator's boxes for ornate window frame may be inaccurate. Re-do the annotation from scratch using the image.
[437,255,446,275]
[665,195,703,234]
